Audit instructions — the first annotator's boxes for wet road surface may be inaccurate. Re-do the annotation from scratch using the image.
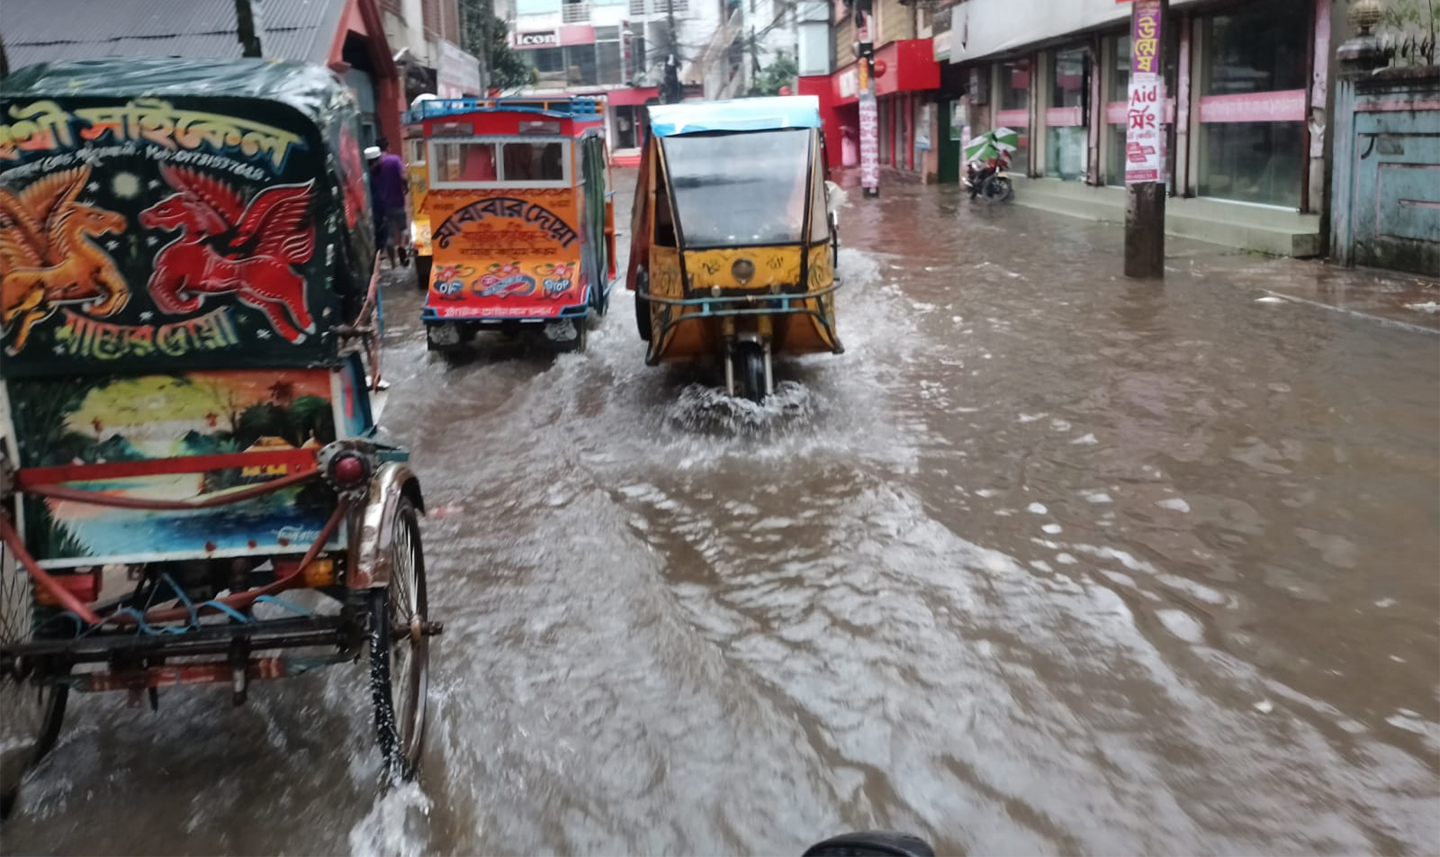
[4,174,1438,855]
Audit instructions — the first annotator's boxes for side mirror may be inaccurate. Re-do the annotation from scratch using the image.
[803,831,935,857]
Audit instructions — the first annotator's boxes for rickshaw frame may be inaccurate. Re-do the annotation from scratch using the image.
[0,57,438,817]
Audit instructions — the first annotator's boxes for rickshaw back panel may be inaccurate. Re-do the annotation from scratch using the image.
[411,98,611,327]
[0,58,376,378]
[0,59,380,566]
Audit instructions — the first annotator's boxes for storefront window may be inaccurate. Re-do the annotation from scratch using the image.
[1197,0,1308,208]
[1046,47,1087,181]
[995,59,1031,171]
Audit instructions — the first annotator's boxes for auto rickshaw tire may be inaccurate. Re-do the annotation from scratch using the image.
[572,316,589,353]
[367,498,429,781]
[635,271,652,342]
[737,342,767,405]
[414,256,433,293]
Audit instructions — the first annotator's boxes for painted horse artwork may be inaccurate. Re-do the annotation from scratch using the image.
[140,164,318,343]
[0,164,129,355]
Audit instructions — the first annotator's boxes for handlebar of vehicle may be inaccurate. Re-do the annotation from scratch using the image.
[804,832,935,857]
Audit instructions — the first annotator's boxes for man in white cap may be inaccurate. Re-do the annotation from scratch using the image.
[366,141,409,267]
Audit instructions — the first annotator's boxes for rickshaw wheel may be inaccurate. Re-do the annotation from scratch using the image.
[737,342,767,405]
[414,256,433,293]
[368,498,429,780]
[0,552,69,818]
[635,271,652,342]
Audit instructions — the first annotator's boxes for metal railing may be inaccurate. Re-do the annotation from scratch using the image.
[562,2,591,23]
[627,0,688,16]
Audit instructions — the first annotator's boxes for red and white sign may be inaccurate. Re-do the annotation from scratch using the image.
[1107,99,1176,125]
[859,97,879,188]
[437,40,482,98]
[1125,73,1164,185]
[1197,90,1307,124]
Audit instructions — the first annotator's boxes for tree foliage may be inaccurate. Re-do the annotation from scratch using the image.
[749,51,799,97]
[1380,0,1439,66]
[458,0,536,91]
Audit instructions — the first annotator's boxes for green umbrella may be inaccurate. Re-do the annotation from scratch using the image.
[964,128,1021,163]
[990,126,1020,152]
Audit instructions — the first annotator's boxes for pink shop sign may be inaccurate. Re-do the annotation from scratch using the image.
[1197,90,1307,124]
[995,109,1030,128]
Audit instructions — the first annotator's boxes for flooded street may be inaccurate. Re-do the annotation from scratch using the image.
[5,173,1438,855]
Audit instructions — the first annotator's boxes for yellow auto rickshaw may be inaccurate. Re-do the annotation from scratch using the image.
[626,96,842,403]
[403,105,433,291]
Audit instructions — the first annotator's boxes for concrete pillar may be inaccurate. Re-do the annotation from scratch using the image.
[1328,27,1388,266]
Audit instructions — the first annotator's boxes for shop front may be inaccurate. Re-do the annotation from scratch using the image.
[993,58,1032,174]
[956,0,1325,215]
[801,39,940,177]
[1044,46,1089,181]
[1194,0,1311,209]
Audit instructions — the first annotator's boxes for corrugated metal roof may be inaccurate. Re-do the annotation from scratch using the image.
[3,0,347,69]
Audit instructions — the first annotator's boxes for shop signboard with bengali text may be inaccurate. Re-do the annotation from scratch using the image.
[1125,0,1164,185]
[859,95,879,188]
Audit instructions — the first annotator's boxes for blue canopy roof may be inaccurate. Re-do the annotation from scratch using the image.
[647,96,823,138]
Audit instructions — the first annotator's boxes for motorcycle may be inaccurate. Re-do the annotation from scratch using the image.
[965,151,1014,204]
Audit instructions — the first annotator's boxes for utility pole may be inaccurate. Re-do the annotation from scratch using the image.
[856,0,878,197]
[234,0,264,58]
[663,0,683,103]
[750,26,759,94]
[1123,0,1167,278]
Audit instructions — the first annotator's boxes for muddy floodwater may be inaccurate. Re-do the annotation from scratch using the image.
[4,174,1438,856]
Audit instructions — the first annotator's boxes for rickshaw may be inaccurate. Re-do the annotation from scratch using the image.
[0,57,437,815]
[405,96,617,353]
[627,96,843,403]
[404,95,434,291]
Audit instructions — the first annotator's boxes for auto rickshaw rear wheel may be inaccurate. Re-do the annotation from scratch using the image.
[736,342,768,405]
[368,497,429,780]
[0,548,70,820]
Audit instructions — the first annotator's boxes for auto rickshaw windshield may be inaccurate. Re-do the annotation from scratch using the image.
[661,129,811,248]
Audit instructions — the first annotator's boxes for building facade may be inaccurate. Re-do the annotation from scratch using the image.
[797,0,948,182]
[505,0,800,157]
[949,0,1339,216]
[378,0,483,105]
[4,0,414,150]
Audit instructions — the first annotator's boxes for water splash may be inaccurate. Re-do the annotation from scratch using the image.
[348,780,434,857]
[665,380,817,436]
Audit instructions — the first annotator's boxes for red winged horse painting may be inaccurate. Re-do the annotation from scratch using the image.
[139,164,317,343]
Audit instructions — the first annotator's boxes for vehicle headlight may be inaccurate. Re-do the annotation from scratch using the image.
[731,258,755,284]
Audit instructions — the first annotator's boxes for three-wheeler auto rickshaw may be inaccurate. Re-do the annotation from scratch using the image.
[0,57,438,816]
[404,96,617,354]
[404,96,435,291]
[627,96,843,403]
